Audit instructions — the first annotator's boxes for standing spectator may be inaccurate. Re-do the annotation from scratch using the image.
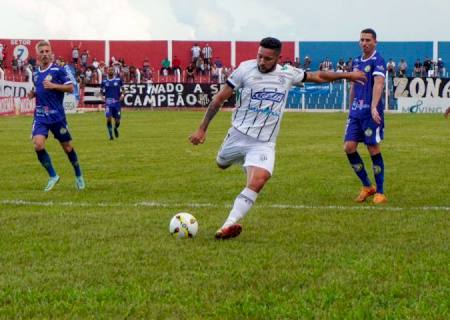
[346,57,353,72]
[84,67,93,84]
[92,58,99,70]
[210,63,219,83]
[386,58,396,77]
[196,57,205,75]
[80,50,89,68]
[202,43,213,67]
[336,58,346,72]
[12,56,19,74]
[113,59,122,76]
[191,43,201,63]
[186,63,195,83]
[122,63,130,83]
[324,57,333,71]
[302,56,311,71]
[172,55,182,81]
[437,58,445,77]
[398,59,407,77]
[423,57,432,76]
[28,55,37,71]
[160,57,171,76]
[413,59,422,77]
[72,45,80,64]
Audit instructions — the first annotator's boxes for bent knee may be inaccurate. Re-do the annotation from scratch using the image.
[344,143,357,154]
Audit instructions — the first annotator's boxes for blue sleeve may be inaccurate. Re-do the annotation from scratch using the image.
[59,67,72,84]
[373,55,386,77]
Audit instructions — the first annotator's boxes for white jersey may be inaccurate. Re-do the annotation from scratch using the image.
[227,60,306,142]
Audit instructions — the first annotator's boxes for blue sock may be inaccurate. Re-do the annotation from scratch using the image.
[107,122,113,139]
[36,149,57,177]
[67,149,82,177]
[347,152,371,187]
[371,153,384,194]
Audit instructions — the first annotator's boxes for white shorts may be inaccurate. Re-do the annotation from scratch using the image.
[216,127,276,175]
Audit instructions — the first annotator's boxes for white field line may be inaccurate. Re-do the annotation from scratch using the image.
[1,199,449,212]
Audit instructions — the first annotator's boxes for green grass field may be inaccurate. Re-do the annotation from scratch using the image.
[0,111,449,319]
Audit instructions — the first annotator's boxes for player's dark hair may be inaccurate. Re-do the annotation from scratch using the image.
[361,28,377,40]
[260,37,282,54]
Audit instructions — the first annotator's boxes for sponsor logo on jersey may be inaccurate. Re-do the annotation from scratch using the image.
[251,91,285,103]
[259,154,267,161]
[248,105,280,117]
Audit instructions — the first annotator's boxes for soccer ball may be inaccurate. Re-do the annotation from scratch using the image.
[169,212,198,239]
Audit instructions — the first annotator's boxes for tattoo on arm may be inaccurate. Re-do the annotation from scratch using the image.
[201,100,222,130]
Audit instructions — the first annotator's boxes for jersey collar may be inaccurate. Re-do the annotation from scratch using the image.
[361,50,377,62]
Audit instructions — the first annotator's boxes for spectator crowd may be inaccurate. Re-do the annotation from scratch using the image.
[0,41,447,85]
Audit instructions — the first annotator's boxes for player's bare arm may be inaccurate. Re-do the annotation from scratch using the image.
[348,83,355,107]
[43,81,74,93]
[189,84,234,145]
[305,70,366,84]
[370,76,385,124]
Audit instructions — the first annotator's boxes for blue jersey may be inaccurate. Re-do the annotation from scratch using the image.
[33,64,72,124]
[350,51,386,119]
[101,77,123,108]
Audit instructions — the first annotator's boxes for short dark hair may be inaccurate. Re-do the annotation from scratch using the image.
[260,37,282,54]
[361,28,377,40]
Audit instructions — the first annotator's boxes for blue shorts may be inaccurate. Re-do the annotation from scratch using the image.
[344,116,384,145]
[32,119,72,143]
[105,104,121,119]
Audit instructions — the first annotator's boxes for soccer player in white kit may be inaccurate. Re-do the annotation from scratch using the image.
[189,37,366,239]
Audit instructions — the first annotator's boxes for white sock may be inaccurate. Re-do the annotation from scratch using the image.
[222,187,258,228]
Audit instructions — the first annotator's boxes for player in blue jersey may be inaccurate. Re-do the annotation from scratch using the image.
[101,66,124,140]
[28,40,85,191]
[344,28,387,204]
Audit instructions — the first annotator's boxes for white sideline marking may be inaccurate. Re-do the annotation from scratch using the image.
[1,199,449,212]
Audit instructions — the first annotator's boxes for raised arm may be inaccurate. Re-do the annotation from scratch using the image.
[189,84,234,145]
[305,70,366,84]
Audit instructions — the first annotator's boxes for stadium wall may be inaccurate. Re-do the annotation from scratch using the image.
[172,41,231,68]
[299,41,433,71]
[438,42,450,67]
[109,41,167,70]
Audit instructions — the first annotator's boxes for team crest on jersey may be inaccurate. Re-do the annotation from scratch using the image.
[45,75,53,81]
[364,65,371,73]
[33,75,39,83]
[60,127,68,135]
[364,128,373,137]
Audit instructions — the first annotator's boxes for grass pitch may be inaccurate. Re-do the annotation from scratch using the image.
[0,111,449,319]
